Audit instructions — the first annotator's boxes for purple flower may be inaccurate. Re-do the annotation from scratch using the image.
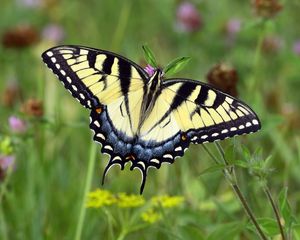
[226,19,241,35]
[16,0,42,8]
[176,2,202,33]
[224,18,241,46]
[42,24,65,43]
[293,41,300,55]
[9,116,27,133]
[144,64,156,77]
[0,155,15,171]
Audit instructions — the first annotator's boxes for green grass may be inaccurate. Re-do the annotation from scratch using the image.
[1,0,300,239]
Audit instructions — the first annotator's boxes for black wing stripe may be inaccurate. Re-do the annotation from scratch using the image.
[102,55,114,75]
[195,85,209,105]
[87,50,97,68]
[118,58,133,129]
[147,82,196,133]
[171,82,197,110]
[212,93,226,109]
[118,59,132,95]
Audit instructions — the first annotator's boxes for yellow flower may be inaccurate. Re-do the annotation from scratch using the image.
[141,208,162,223]
[117,193,145,208]
[86,189,116,208]
[151,195,184,208]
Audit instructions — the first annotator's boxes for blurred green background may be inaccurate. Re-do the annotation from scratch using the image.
[1,0,300,239]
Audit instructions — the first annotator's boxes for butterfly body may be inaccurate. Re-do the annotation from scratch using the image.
[42,45,261,193]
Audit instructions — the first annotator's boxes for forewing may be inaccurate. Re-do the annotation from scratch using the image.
[42,45,148,109]
[161,78,261,143]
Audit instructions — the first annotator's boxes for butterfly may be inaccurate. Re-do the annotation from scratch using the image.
[42,45,261,194]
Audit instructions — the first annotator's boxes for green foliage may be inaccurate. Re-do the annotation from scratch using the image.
[278,187,297,229]
[247,218,280,237]
[163,56,191,77]
[199,164,226,175]
[207,222,244,240]
[142,45,158,68]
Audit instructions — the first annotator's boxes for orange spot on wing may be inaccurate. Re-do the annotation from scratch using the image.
[181,133,187,141]
[96,107,102,113]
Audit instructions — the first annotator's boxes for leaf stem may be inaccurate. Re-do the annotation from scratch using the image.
[264,186,286,240]
[74,143,97,240]
[215,142,229,166]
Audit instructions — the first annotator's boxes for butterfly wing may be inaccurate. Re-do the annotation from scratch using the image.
[42,45,148,109]
[160,78,261,143]
[42,46,261,194]
[132,78,261,191]
[42,45,151,192]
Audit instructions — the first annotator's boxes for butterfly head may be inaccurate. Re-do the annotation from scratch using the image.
[147,68,163,91]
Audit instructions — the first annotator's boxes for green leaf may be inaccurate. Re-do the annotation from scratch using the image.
[293,224,300,240]
[224,146,235,164]
[142,45,158,67]
[233,160,249,169]
[247,218,280,237]
[207,222,243,240]
[179,225,205,240]
[241,145,251,161]
[163,56,191,76]
[199,164,226,176]
[278,187,297,228]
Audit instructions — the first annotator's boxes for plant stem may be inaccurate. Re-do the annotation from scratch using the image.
[103,208,116,240]
[0,166,13,205]
[116,229,128,240]
[231,183,267,240]
[202,143,268,240]
[0,204,8,240]
[264,187,286,240]
[215,142,230,166]
[201,145,220,164]
[250,21,265,93]
[74,143,97,240]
